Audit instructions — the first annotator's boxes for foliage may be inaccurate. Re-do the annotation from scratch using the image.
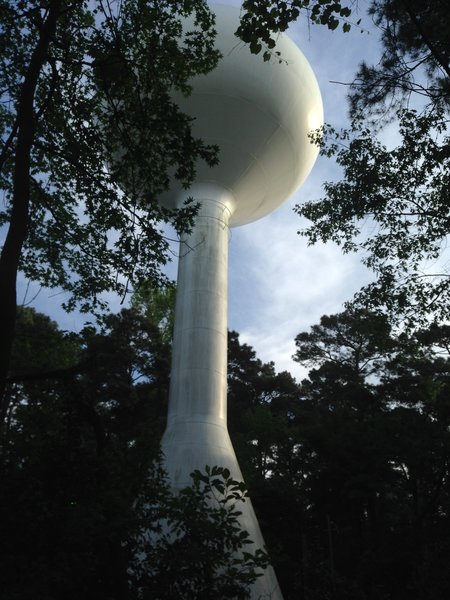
[296,107,450,325]
[227,311,450,600]
[0,0,221,406]
[1,310,163,599]
[131,280,176,345]
[237,0,354,61]
[8,305,81,376]
[131,465,269,600]
[295,0,450,326]
[4,306,450,599]
[294,308,395,374]
[0,308,268,600]
[349,0,450,117]
[228,330,300,484]
[0,0,219,311]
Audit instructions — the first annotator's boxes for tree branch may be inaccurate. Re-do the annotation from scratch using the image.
[399,0,450,82]
[0,0,62,419]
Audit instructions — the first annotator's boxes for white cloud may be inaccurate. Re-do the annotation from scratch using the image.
[228,196,372,380]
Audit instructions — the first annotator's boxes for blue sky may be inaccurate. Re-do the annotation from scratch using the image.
[15,1,383,381]
[226,1,381,379]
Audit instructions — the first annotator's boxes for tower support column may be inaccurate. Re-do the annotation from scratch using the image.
[161,183,283,600]
[162,183,236,488]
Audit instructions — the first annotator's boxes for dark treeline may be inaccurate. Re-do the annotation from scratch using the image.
[229,311,450,600]
[1,305,449,599]
[0,306,268,600]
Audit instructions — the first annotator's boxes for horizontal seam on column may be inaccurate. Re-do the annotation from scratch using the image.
[173,326,228,335]
[163,442,233,453]
[192,214,231,227]
[172,366,228,377]
[165,418,227,426]
[174,325,227,331]
[175,289,228,296]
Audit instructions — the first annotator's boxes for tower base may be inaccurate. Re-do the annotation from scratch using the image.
[162,421,283,600]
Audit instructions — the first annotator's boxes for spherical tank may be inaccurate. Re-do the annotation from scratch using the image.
[161,3,323,227]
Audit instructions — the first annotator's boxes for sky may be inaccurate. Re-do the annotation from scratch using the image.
[216,2,381,380]
[15,1,383,382]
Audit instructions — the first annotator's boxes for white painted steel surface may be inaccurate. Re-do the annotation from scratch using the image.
[160,3,323,227]
[164,184,232,442]
[161,5,323,599]
[161,183,283,600]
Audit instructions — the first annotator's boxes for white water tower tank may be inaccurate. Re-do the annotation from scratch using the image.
[160,5,323,600]
[161,3,323,225]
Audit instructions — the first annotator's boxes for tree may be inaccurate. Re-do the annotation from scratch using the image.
[132,465,269,600]
[294,308,395,376]
[348,0,450,117]
[227,330,300,485]
[1,307,166,599]
[296,0,450,325]
[225,311,450,600]
[290,310,450,600]
[0,0,222,408]
[297,106,450,326]
[0,308,268,600]
[131,279,176,345]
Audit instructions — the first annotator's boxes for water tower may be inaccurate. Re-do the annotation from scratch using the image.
[161,5,322,598]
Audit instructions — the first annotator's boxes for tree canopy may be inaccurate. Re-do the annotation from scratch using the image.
[297,106,450,326]
[3,302,450,599]
[296,0,450,326]
[229,312,450,600]
[0,0,223,406]
[348,0,450,116]
[1,306,269,600]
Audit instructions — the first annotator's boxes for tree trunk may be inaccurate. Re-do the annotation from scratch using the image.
[0,1,61,420]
